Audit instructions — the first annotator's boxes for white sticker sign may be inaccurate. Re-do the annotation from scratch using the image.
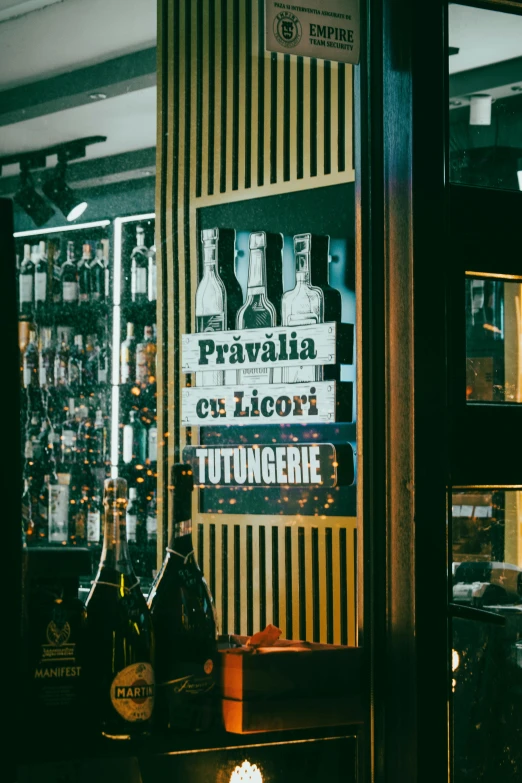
[181,381,337,426]
[265,0,360,65]
[182,322,337,374]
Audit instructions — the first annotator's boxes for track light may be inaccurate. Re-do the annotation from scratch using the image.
[14,163,56,227]
[42,158,88,222]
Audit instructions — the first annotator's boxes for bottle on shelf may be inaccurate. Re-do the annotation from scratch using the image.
[68,334,85,396]
[121,322,137,385]
[147,234,157,303]
[281,233,325,383]
[136,324,157,387]
[38,327,55,389]
[21,439,36,543]
[61,241,79,308]
[126,486,139,545]
[34,240,49,314]
[87,488,102,548]
[19,244,34,317]
[90,241,106,304]
[37,428,60,545]
[85,477,155,740]
[145,489,157,551]
[22,329,39,389]
[195,228,227,387]
[147,463,218,733]
[77,243,92,306]
[122,409,147,470]
[236,231,277,384]
[50,238,62,305]
[131,225,149,305]
[54,330,70,387]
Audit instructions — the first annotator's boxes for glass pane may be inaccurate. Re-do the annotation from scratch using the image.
[466,274,522,403]
[451,489,522,782]
[449,4,522,192]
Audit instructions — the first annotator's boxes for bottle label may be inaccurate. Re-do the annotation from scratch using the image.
[48,484,69,542]
[197,314,225,333]
[20,275,33,303]
[148,263,157,301]
[126,513,137,542]
[148,428,158,462]
[39,358,50,387]
[146,513,156,538]
[123,425,133,464]
[136,348,152,383]
[63,281,79,302]
[35,272,47,302]
[132,268,147,296]
[62,428,76,449]
[110,662,154,722]
[87,510,101,542]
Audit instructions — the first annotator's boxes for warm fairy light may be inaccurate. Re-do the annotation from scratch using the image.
[229,761,263,783]
[452,649,460,672]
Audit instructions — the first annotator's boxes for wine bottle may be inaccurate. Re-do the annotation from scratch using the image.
[19,244,34,317]
[85,478,155,740]
[131,226,149,305]
[121,323,136,385]
[22,330,39,389]
[136,325,156,387]
[147,463,218,733]
[90,241,106,304]
[77,244,91,306]
[61,241,79,308]
[34,240,49,315]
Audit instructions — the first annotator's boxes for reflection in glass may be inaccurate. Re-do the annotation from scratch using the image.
[466,275,522,403]
[451,489,522,782]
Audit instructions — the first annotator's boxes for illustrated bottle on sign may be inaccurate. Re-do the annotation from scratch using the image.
[121,323,136,385]
[61,241,79,307]
[131,226,149,305]
[136,325,157,387]
[34,241,49,313]
[90,241,106,304]
[148,235,157,302]
[236,232,277,385]
[23,330,39,389]
[85,478,155,740]
[265,232,284,327]
[216,227,243,384]
[195,228,226,387]
[282,234,324,383]
[147,463,218,733]
[310,234,343,382]
[77,244,91,305]
[19,244,34,317]
[38,328,55,389]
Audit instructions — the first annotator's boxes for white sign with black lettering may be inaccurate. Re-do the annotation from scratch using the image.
[181,381,336,426]
[265,0,360,65]
[182,322,336,374]
[183,444,337,487]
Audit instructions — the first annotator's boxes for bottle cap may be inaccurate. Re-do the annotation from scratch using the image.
[104,477,128,502]
[249,231,266,250]
[201,227,219,243]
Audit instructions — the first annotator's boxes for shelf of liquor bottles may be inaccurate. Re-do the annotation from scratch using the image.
[17,215,159,591]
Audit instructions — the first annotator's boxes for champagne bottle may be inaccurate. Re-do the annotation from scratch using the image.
[147,463,218,733]
[85,478,155,740]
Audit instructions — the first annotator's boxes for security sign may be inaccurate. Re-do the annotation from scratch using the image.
[266,0,360,65]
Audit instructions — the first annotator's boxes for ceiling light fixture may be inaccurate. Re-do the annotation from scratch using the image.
[42,156,88,222]
[14,163,56,227]
[469,94,493,126]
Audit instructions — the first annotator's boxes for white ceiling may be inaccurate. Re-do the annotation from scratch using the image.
[449,4,522,74]
[0,0,156,90]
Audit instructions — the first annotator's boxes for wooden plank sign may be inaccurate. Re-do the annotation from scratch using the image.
[183,443,339,487]
[181,322,337,374]
[181,381,337,427]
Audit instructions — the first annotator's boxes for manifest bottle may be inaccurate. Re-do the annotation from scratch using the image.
[136,325,157,387]
[131,226,149,305]
[236,231,277,384]
[121,322,136,385]
[61,241,79,307]
[147,464,218,733]
[85,478,155,740]
[78,244,91,305]
[195,228,226,387]
[90,241,106,304]
[34,240,49,314]
[148,235,157,302]
[282,234,324,383]
[19,244,34,317]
